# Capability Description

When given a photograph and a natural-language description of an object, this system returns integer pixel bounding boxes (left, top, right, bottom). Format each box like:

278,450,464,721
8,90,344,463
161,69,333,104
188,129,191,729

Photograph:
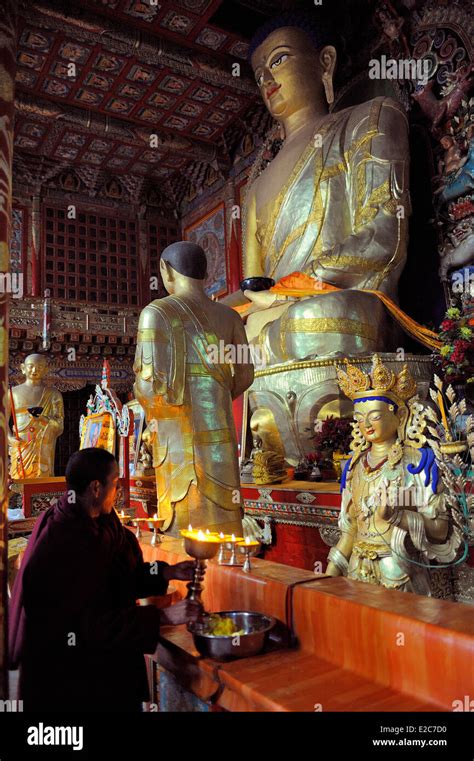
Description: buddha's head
353,397,408,446
336,356,417,450
21,353,49,384
249,12,337,122
160,241,207,295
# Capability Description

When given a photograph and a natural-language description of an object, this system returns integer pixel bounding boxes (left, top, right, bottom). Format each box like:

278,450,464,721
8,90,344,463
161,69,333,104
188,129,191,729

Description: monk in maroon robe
9,448,200,712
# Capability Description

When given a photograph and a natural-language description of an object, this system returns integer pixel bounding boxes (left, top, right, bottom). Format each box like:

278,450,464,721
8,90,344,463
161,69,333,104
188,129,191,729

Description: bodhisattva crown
336,354,418,404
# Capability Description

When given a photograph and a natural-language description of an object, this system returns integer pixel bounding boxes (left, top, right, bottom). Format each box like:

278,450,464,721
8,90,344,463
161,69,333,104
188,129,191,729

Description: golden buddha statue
8,354,64,479
325,355,462,595
227,12,425,362
134,242,254,536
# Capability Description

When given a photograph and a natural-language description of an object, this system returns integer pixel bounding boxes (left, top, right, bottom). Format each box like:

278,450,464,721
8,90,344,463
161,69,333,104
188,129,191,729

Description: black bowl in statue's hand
240,277,275,293
28,406,43,417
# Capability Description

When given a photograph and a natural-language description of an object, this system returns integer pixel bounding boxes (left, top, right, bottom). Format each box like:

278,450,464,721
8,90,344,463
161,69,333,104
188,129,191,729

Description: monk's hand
243,289,279,311
164,560,196,581
159,599,203,627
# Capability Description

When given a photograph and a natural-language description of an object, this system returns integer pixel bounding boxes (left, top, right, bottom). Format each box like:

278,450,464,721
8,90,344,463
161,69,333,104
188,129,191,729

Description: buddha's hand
243,289,279,312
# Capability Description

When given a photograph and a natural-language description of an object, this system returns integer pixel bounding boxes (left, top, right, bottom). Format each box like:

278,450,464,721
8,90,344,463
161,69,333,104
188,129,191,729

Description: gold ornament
387,438,404,466
336,354,417,405
322,72,334,105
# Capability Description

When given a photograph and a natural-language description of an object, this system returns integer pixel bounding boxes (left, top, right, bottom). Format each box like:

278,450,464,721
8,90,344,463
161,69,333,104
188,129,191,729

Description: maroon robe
9,493,169,712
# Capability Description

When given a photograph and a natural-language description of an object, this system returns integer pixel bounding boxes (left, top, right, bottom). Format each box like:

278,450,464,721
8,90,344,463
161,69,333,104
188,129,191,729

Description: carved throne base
248,353,433,465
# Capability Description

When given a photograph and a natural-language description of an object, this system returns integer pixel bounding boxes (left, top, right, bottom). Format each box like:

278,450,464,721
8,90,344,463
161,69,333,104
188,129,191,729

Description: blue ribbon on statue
353,396,399,411
340,457,352,492
407,447,439,493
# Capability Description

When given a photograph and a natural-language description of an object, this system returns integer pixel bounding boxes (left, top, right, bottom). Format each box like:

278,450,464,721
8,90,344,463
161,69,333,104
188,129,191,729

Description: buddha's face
353,399,406,445
251,27,335,121
21,355,48,384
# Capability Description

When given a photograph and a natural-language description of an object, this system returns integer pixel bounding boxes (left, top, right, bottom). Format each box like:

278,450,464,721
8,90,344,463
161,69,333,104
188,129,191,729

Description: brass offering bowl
188,611,276,661
147,515,166,545
182,530,221,560
181,529,222,602
132,517,147,539
237,538,261,572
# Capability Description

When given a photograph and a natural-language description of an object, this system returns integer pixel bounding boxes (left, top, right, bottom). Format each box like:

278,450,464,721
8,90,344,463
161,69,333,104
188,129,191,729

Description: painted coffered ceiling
13,0,285,205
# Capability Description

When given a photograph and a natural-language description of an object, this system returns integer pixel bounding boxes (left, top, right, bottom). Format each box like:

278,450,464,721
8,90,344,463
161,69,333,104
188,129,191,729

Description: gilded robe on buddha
248,96,412,361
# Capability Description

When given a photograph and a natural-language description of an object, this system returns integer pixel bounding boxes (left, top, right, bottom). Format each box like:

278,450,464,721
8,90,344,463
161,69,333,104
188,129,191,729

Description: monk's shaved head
66,448,117,495
161,241,207,281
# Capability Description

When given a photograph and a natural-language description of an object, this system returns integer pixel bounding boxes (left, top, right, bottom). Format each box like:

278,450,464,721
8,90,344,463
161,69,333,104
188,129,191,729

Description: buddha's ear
319,45,337,77
160,258,174,280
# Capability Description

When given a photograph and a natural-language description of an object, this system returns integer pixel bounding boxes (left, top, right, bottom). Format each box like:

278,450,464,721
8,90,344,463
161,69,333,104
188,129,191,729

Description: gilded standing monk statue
8,354,64,479
227,12,436,361
134,242,254,536
325,356,461,595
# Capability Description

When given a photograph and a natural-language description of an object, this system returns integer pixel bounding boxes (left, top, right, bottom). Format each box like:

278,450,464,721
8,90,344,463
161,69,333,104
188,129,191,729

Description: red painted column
0,0,17,700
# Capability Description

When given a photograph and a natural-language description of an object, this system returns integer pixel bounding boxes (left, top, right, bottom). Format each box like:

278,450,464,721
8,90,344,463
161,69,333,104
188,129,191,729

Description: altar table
139,534,474,713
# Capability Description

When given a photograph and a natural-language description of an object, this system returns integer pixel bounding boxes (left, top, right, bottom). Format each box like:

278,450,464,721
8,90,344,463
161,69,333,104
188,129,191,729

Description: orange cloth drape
235,272,441,351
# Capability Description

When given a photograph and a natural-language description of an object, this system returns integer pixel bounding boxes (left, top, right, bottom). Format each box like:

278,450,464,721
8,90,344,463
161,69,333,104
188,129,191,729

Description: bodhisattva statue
134,242,254,536
225,12,433,361
8,354,64,479
325,355,461,595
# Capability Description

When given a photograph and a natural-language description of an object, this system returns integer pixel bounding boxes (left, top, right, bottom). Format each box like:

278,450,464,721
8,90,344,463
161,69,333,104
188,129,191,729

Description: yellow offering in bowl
205,613,244,637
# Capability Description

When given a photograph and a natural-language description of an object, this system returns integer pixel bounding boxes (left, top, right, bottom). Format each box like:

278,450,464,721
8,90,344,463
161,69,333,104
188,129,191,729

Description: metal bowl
188,611,276,661
240,276,275,293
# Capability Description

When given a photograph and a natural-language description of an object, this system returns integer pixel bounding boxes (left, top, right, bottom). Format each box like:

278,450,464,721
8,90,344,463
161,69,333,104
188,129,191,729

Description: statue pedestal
10,476,65,517
242,480,341,571
248,353,433,464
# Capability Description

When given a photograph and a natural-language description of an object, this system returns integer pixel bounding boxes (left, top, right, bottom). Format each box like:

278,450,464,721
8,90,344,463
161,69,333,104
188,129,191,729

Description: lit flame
206,529,210,535
153,513,158,520
219,532,224,539
188,524,192,532
231,534,236,541
245,536,250,545
197,530,206,541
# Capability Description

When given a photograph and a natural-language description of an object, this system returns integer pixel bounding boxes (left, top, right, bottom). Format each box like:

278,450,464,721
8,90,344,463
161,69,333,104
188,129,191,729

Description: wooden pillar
31,194,41,296
0,0,17,699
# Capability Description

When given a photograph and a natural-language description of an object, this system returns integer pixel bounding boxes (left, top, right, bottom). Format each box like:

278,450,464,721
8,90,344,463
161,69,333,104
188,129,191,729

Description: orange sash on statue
235,272,441,351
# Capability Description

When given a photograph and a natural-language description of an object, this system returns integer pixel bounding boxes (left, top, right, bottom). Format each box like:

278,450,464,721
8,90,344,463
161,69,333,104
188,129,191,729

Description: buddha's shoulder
46,385,63,400
139,298,174,326
339,96,408,136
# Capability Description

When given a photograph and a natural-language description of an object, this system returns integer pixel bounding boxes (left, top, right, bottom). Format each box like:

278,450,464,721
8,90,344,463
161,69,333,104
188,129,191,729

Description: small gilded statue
325,355,461,595
136,442,153,476
8,354,64,479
